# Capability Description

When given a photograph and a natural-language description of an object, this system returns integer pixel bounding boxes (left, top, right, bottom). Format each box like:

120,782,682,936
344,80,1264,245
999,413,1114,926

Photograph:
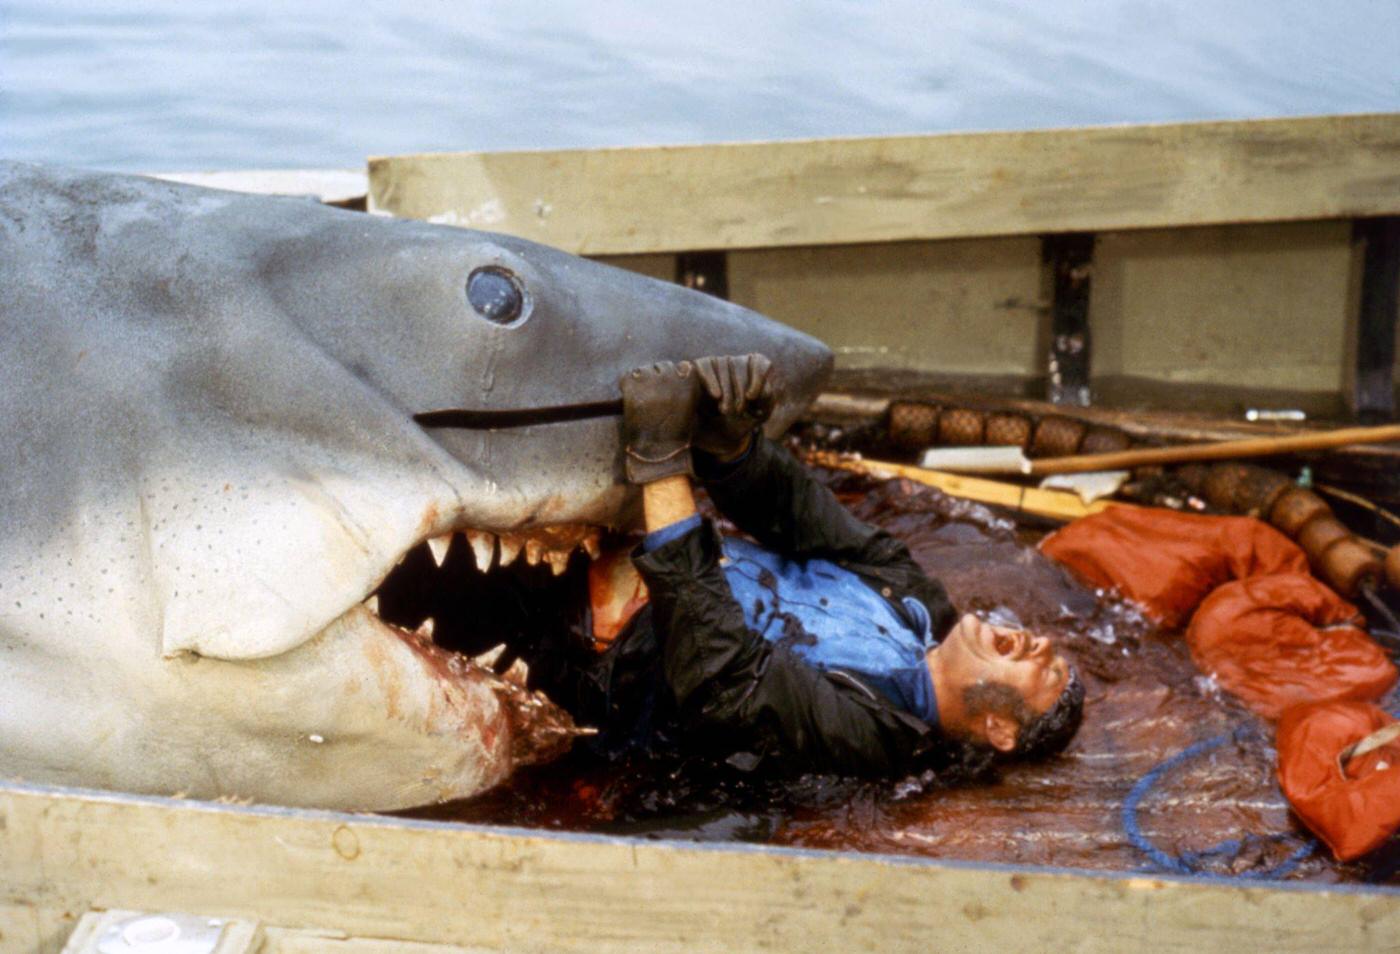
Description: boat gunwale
4,776,1396,897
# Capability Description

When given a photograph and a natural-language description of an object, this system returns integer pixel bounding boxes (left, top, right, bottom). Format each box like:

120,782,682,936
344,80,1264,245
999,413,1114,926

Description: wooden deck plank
2,782,1398,953
368,114,1400,255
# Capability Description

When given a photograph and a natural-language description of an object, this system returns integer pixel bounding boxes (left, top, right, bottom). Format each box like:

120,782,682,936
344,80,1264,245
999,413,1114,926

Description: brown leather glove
619,360,701,484
693,353,776,460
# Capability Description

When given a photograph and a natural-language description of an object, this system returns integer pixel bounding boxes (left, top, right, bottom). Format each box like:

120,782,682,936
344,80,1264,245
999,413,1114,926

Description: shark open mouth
363,523,612,677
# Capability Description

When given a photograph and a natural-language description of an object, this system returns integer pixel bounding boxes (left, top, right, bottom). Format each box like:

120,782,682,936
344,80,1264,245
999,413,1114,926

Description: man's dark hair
1012,669,1085,761
963,668,1085,762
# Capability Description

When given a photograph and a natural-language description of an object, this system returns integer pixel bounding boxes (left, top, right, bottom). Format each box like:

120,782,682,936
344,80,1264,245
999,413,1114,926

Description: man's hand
693,353,776,460
620,360,701,485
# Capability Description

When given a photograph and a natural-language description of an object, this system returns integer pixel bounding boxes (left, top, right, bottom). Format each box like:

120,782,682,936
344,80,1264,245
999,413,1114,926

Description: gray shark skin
0,162,831,810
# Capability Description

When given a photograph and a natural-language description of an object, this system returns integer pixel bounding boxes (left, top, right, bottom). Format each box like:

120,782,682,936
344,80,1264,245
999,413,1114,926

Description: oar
804,450,1125,522
1028,424,1400,476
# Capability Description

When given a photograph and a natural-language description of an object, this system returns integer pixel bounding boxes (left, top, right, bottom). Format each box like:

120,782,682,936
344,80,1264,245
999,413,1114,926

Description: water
2,0,1397,172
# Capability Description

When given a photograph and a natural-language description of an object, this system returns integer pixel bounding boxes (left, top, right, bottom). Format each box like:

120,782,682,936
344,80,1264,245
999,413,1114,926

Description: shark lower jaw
331,521,619,777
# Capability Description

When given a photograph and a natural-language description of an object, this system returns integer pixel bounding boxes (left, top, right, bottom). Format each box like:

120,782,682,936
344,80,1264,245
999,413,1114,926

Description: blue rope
1122,727,1315,880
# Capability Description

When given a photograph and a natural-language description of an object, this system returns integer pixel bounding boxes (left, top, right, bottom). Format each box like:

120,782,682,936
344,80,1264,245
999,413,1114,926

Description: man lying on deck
530,354,1084,778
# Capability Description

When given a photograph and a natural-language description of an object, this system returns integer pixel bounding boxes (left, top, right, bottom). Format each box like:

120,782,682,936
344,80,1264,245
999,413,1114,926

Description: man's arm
691,355,957,636
687,354,891,564
621,358,939,774
642,474,698,535
699,435,894,563
633,510,934,775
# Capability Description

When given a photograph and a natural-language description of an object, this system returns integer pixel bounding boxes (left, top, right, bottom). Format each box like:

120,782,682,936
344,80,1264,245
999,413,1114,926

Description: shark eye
466,267,527,325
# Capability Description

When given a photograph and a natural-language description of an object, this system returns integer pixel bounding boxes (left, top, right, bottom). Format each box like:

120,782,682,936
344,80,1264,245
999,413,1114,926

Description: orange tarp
1187,573,1394,720
1045,506,1400,858
1278,702,1400,861
1041,507,1307,628
1042,508,1395,720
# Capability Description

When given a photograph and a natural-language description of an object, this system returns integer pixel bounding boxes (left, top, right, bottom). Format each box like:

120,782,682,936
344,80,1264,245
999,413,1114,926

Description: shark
0,162,832,811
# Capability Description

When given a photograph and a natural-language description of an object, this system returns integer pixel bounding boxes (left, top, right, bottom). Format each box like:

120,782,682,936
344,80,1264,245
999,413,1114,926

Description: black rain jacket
535,437,960,776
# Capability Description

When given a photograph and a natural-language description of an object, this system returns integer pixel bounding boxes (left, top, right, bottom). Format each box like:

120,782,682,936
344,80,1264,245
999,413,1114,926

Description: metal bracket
1043,233,1096,407
62,911,262,954
1350,217,1400,422
676,251,730,300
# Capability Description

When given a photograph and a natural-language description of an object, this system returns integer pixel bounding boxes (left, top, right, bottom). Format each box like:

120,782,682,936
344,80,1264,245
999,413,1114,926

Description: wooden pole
805,450,1123,521
1028,424,1400,475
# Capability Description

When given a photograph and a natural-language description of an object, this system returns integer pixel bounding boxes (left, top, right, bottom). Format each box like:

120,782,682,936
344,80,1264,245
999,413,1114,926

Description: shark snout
622,276,833,433
750,329,834,434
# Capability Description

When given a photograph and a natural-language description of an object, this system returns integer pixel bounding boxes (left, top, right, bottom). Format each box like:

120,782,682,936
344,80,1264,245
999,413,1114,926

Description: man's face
938,613,1070,716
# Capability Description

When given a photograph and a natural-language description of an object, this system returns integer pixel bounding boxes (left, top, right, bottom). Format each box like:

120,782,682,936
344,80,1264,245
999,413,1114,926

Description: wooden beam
3,782,1398,953
369,114,1400,256
805,451,1122,521
1028,423,1400,476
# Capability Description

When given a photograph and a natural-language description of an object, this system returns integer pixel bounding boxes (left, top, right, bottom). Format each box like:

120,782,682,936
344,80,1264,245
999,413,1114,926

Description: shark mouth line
414,400,623,430
363,522,611,681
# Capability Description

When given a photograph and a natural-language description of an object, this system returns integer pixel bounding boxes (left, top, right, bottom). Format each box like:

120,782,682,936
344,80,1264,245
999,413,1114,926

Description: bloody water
405,468,1399,885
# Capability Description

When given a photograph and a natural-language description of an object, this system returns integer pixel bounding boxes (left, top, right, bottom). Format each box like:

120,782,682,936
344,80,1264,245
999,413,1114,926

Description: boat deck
412,465,1391,884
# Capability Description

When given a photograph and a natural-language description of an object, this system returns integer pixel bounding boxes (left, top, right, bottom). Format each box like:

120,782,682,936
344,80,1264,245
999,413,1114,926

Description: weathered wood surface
368,114,1400,255
2,782,1398,954
0,903,74,954
263,930,493,954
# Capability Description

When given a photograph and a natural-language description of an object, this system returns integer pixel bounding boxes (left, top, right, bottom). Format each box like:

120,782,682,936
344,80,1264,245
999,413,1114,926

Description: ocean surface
1,0,1397,171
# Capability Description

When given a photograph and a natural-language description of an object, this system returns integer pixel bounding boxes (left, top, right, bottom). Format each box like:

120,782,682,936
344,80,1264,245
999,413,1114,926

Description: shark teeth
497,534,523,567
581,530,601,560
427,534,452,567
465,530,495,572
374,524,609,616
503,657,529,686
458,525,603,573
473,643,507,669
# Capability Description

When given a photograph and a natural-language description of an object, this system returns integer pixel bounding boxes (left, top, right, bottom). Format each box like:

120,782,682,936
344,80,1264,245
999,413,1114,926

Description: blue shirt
643,516,940,727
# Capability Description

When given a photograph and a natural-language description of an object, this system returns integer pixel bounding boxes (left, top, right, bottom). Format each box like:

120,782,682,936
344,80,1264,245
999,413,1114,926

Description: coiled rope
1122,726,1316,880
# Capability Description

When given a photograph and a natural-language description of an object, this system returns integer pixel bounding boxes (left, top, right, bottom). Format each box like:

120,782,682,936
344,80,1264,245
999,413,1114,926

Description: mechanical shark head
0,162,831,810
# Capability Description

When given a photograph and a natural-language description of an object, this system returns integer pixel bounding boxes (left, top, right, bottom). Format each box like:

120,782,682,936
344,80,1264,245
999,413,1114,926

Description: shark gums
0,162,832,811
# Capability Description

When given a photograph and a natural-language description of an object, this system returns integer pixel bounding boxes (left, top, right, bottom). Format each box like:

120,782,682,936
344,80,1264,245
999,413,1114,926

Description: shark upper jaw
359,518,605,661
